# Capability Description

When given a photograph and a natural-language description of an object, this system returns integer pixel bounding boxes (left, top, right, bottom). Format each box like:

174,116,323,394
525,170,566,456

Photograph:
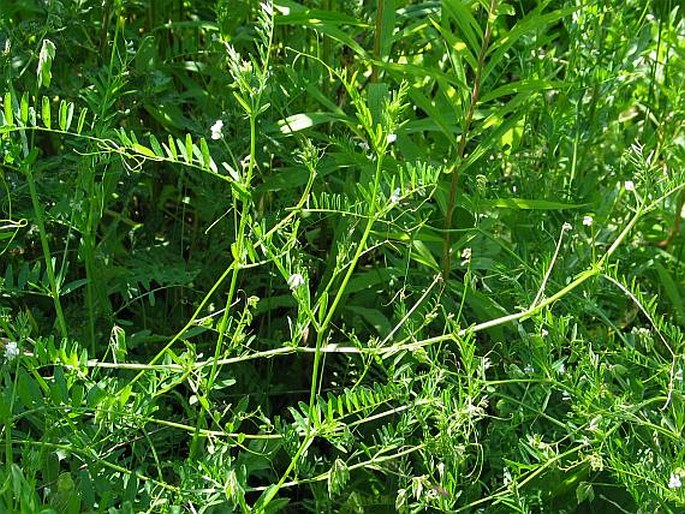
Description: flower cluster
210,120,224,140
3,340,19,361
669,469,684,489
287,273,305,291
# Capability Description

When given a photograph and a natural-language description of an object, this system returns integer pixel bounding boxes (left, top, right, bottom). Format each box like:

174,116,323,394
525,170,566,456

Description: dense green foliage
1,0,684,512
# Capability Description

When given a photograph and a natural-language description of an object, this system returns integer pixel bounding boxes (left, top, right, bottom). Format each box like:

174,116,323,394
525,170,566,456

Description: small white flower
460,247,472,266
541,328,549,337
588,416,601,432
624,180,635,192
583,215,593,227
287,273,305,291
210,120,224,140
386,133,397,144
389,188,401,205
503,468,512,486
524,363,534,374
668,473,682,489
3,340,19,361
562,222,573,232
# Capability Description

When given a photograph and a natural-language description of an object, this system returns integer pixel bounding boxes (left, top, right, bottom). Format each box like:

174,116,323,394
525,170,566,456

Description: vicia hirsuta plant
1,1,684,512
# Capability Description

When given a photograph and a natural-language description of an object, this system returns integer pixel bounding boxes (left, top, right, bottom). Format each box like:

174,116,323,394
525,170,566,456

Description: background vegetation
1,0,684,512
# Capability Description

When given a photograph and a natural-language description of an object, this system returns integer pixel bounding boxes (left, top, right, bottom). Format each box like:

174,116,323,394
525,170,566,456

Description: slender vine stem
308,145,387,419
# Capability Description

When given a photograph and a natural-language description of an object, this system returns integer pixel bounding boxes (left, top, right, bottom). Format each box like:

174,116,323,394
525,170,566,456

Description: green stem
208,114,258,389
23,163,68,339
308,148,386,421
257,142,388,514
371,0,385,83
442,0,498,278
254,435,315,512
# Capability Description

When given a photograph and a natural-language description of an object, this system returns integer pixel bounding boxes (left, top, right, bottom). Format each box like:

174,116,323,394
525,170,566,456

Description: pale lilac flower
210,120,224,140
668,473,682,489
287,273,305,291
386,133,397,144
624,180,635,192
3,341,19,361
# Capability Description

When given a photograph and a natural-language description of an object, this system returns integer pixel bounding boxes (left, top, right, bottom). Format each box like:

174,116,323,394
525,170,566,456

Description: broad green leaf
411,239,440,271
500,116,525,154
232,91,251,114
377,0,396,60
132,143,156,158
176,137,188,162
76,107,88,134
483,5,578,81
479,79,560,104
20,92,29,124
345,269,394,295
275,112,346,134
17,262,28,289
64,102,74,131
4,263,13,289
166,135,178,159
62,278,89,295
481,198,589,210
461,94,529,173
149,134,163,156
144,101,189,131
442,0,483,55
654,261,684,323
429,17,478,72
58,99,67,130
37,39,56,89
185,133,193,164
345,306,392,335
275,2,364,26
276,6,369,57
4,91,13,127
191,142,203,164
41,96,51,128
368,82,389,130
199,137,211,168
231,181,251,203
117,128,132,146
408,89,460,146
